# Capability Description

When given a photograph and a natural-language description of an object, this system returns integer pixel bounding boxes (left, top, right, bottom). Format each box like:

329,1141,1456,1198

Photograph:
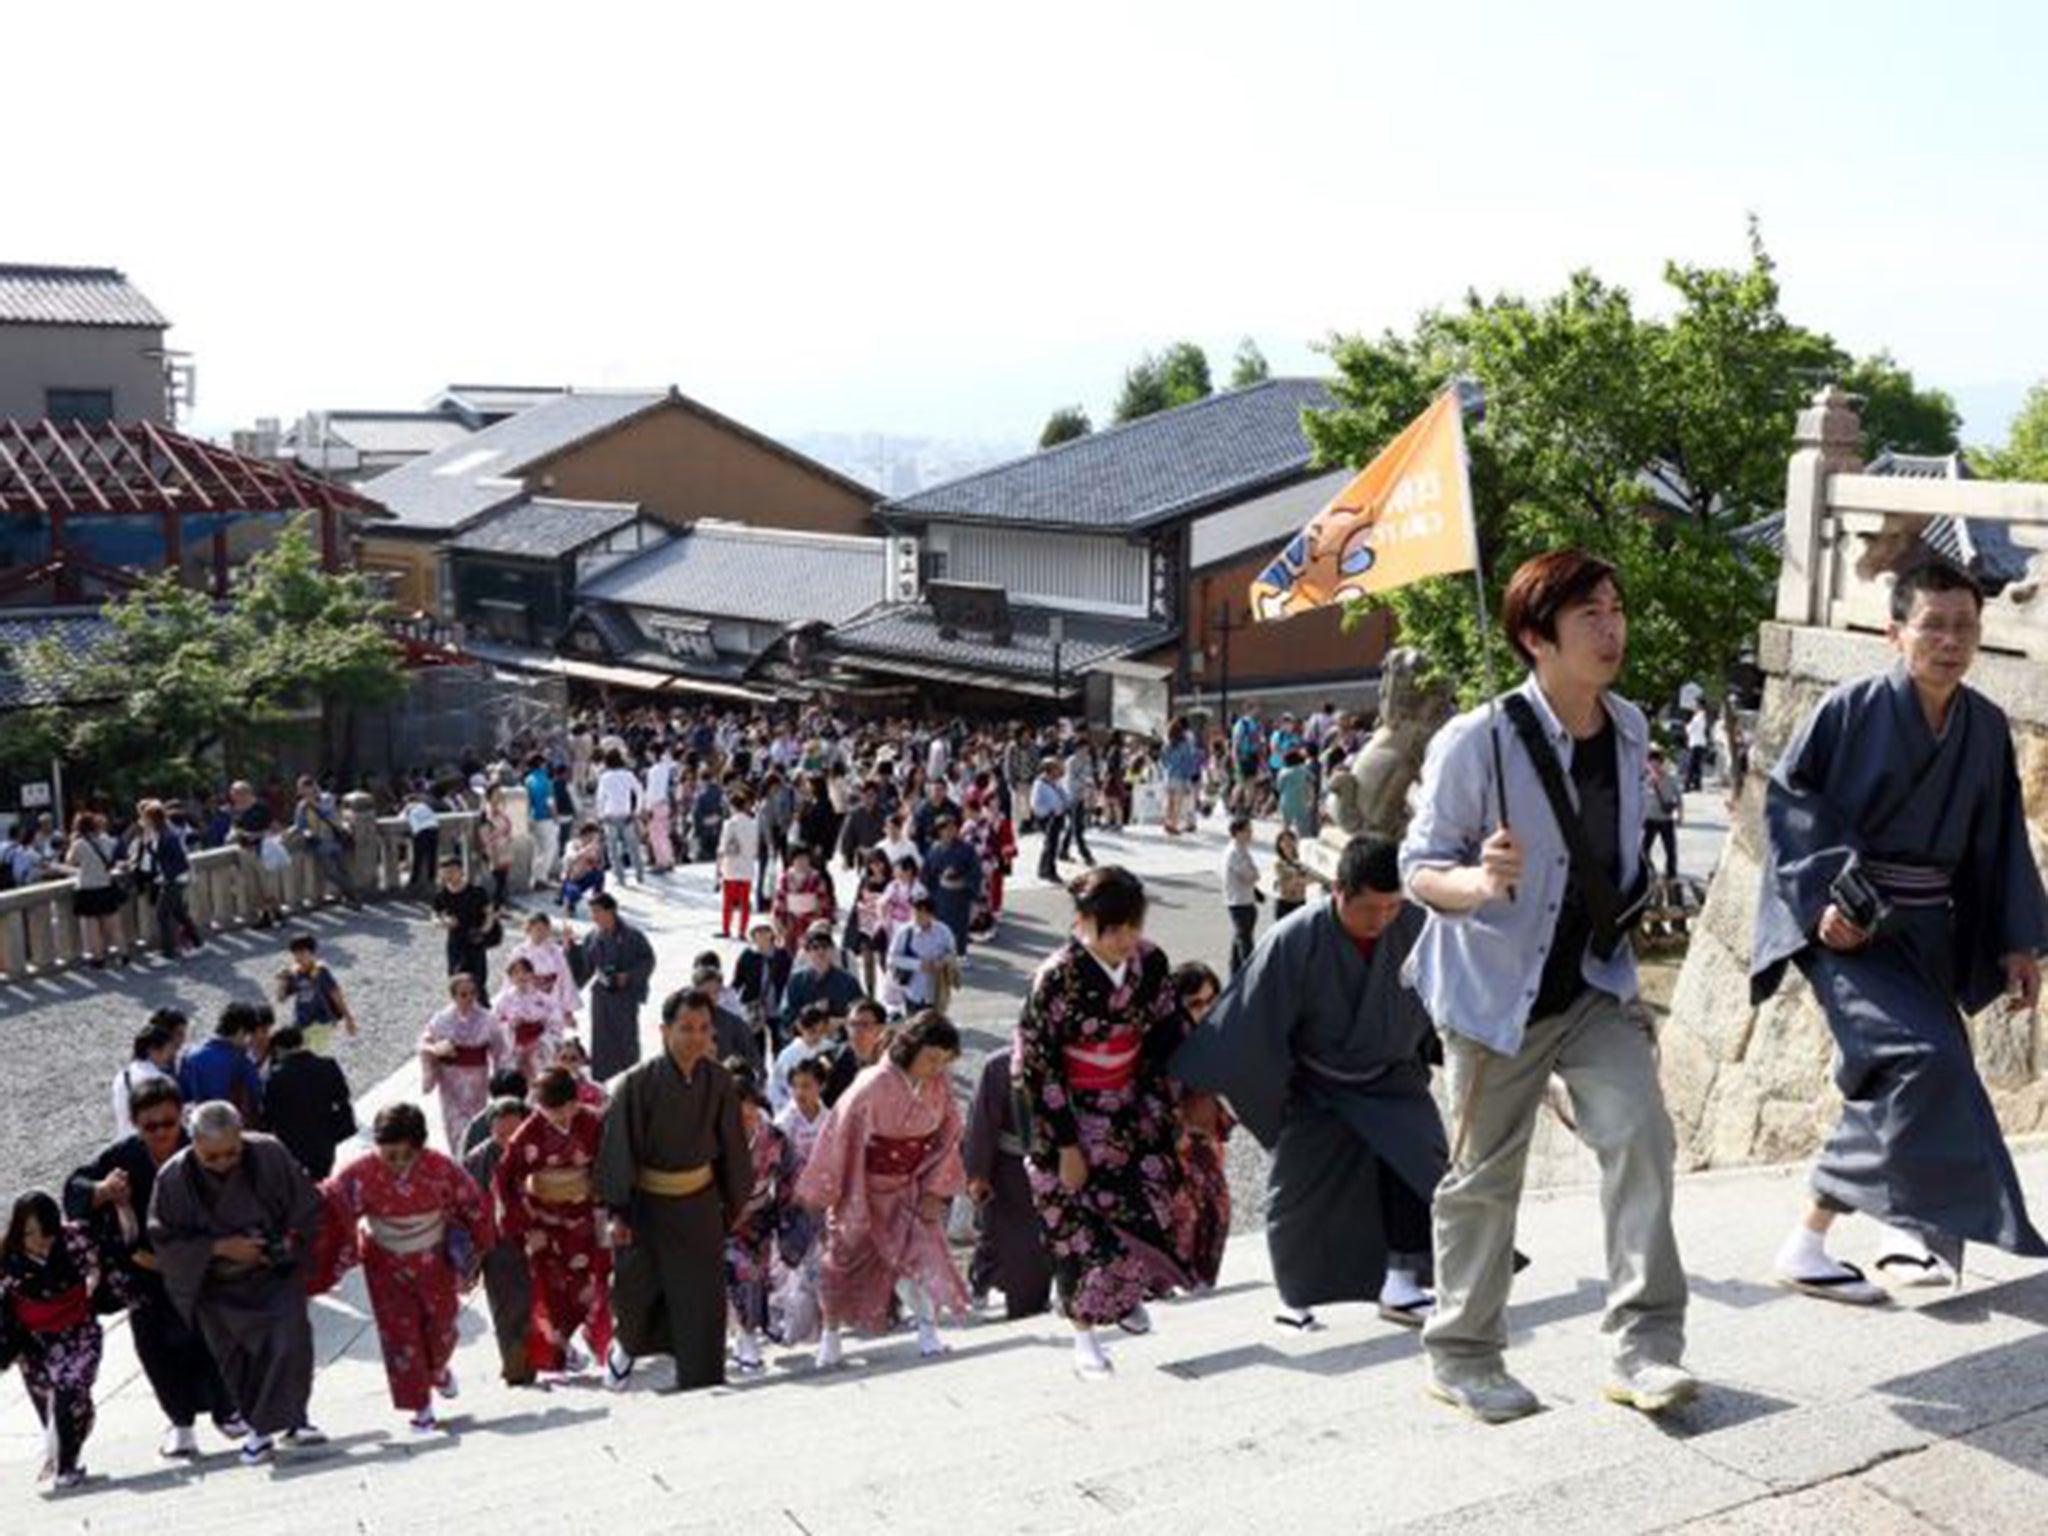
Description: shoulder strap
1499,694,1630,930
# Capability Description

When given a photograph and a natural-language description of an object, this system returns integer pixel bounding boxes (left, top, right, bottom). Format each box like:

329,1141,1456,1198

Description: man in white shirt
594,750,645,884
1030,760,1070,883
885,894,959,1015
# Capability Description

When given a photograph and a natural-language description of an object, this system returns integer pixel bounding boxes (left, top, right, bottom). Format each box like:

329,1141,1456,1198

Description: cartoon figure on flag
1252,389,1480,621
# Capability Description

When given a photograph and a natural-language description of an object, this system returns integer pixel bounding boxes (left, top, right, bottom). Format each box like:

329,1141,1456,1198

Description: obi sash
446,1044,491,1068
865,1132,935,1177
1862,858,1953,909
527,1167,593,1205
786,891,820,916
636,1164,712,1198
12,1283,89,1334
366,1212,447,1256
1064,1027,1140,1092
513,1019,548,1047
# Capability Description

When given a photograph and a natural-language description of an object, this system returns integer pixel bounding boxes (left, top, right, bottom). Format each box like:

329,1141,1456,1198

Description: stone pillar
1773,385,1863,626
344,793,382,897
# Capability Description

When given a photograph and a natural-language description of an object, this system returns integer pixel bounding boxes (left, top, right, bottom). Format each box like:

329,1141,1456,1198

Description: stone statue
1323,646,1455,848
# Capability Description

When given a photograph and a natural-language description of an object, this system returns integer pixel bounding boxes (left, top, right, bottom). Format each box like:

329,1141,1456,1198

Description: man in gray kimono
565,893,657,1083
147,1101,325,1465
1175,834,1445,1331
1755,560,2048,1301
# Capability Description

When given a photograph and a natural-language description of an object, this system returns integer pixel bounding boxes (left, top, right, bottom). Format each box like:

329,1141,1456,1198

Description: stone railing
0,799,536,984
1775,384,2048,655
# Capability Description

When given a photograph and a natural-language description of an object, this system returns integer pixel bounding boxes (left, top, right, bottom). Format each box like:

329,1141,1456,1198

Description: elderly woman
1015,865,1190,1379
796,1011,970,1370
323,1103,493,1434
1,1192,103,1490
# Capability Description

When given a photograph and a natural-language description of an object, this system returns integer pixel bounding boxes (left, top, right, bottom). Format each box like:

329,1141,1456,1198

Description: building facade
0,265,173,426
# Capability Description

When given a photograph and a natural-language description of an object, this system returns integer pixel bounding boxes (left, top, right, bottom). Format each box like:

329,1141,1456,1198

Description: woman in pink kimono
796,1012,970,1369
419,973,513,1151
492,956,569,1084
508,912,580,1023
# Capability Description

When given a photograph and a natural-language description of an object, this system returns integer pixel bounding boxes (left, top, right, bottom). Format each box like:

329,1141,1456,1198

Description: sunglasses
136,1115,181,1133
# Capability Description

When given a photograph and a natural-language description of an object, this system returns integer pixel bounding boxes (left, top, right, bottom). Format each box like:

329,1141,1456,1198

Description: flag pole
1451,381,1511,839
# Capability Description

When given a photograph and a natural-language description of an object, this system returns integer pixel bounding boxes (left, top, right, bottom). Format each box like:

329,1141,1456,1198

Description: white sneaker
159,1425,200,1460
434,1366,459,1401
814,1328,845,1370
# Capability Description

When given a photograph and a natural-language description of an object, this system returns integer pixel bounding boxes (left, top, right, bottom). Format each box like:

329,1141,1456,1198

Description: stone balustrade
0,802,515,984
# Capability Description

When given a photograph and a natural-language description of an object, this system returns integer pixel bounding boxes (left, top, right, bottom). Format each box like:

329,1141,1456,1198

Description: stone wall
1661,623,2048,1171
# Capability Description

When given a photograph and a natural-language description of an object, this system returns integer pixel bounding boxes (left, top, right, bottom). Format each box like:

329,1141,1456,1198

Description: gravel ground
0,895,469,1198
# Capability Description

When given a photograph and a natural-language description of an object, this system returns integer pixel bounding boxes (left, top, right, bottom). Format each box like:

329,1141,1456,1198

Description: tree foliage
1039,405,1092,448
17,521,405,801
1307,225,1845,708
1113,341,1214,423
1229,337,1271,389
1838,351,1961,460
1971,380,2048,481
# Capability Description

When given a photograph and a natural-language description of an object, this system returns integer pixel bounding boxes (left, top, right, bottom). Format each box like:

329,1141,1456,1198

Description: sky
9,0,2043,449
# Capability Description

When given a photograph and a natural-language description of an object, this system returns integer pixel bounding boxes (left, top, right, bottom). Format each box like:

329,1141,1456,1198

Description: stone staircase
11,1147,2048,1534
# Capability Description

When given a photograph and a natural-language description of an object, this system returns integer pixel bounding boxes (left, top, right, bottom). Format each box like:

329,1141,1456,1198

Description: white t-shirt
595,767,643,819
718,813,761,881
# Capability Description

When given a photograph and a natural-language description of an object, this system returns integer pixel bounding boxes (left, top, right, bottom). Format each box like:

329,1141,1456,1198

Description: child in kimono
493,957,569,1085
725,1081,799,1372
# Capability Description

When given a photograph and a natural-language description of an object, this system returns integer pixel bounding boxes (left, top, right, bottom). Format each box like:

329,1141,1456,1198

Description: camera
1828,862,1892,938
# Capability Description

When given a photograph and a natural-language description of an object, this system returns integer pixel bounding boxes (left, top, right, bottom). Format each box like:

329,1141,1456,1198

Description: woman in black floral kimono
1,1192,105,1490
1015,866,1190,1379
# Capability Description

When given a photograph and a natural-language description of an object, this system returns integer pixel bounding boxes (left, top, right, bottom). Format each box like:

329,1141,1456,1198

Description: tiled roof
883,378,1334,531
578,522,888,626
828,601,1175,683
357,391,666,532
430,384,570,420
447,497,644,559
312,413,476,457
0,611,121,709
0,264,168,328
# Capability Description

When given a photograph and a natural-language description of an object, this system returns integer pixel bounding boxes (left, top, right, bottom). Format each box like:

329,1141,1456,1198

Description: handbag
259,834,292,874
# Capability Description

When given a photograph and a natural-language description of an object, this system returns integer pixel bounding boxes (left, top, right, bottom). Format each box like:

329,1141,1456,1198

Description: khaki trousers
1424,989,1687,1378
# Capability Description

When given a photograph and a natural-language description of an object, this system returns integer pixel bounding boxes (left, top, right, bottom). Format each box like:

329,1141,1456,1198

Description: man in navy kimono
1174,834,1445,1332
1755,560,2048,1301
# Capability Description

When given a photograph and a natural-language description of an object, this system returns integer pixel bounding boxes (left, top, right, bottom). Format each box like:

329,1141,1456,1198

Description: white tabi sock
1072,1328,1111,1375
1379,1268,1430,1309
1872,1220,1933,1262
1775,1224,1836,1279
815,1326,844,1369
736,1329,763,1368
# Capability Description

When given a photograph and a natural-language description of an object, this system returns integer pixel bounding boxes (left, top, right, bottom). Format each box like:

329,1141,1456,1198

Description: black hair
789,1056,831,1088
287,932,319,954
131,1022,173,1060
4,1192,64,1266
797,1002,831,1032
128,1076,183,1122
692,949,722,973
372,1102,429,1148
1228,814,1252,836
1891,559,1984,622
589,891,619,913
849,998,887,1028
217,1001,265,1040
661,987,716,1026
1171,960,1222,1002
535,1066,578,1109
488,1068,529,1101
886,1010,962,1069
147,1006,188,1035
1334,834,1402,899
270,1024,307,1054
1070,865,1147,931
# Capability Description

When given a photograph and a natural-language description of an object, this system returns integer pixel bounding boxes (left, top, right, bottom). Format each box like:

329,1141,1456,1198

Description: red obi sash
865,1132,935,1177
1064,1027,1141,1092
513,1019,546,1047
447,1044,491,1068
12,1283,89,1335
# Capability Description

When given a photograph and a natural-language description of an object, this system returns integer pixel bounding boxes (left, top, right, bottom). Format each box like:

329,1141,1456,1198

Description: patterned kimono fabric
794,1061,970,1333
1016,939,1191,1326
492,983,568,1084
507,937,581,1022
769,1112,827,1343
420,1003,511,1152
1173,1108,1233,1289
0,1224,103,1478
774,866,835,957
496,1108,613,1371
324,1150,492,1412
725,1120,798,1336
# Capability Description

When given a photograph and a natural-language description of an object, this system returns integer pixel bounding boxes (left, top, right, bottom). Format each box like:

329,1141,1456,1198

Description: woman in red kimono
796,1012,970,1370
323,1102,493,1434
495,1068,612,1377
1,1193,103,1490
772,845,836,959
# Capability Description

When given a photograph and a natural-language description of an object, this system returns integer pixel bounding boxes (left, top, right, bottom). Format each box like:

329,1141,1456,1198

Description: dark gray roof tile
578,522,889,626
447,497,644,559
0,264,168,328
828,602,1174,681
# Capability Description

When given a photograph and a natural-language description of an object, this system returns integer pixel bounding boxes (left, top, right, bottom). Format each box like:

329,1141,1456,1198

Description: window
474,598,532,645
45,388,114,424
919,549,949,584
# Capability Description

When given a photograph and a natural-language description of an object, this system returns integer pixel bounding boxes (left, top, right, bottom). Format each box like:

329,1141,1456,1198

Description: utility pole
1214,599,1236,745
1049,614,1066,717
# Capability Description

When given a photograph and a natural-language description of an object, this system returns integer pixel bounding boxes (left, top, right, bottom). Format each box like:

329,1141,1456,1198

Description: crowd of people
4,547,2039,1499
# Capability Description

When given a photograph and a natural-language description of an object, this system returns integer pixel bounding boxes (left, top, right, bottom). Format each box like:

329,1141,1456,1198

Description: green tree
1112,355,1173,423
1158,341,1213,407
1971,381,2048,480
1229,337,1271,389
1307,227,1811,707
1839,351,1961,460
1039,405,1092,448
22,521,404,800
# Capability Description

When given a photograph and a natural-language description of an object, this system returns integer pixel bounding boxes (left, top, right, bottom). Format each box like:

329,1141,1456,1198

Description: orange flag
1250,388,1478,621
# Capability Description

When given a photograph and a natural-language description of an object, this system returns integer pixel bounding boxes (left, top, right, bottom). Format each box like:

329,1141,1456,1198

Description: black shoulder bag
1500,695,1650,962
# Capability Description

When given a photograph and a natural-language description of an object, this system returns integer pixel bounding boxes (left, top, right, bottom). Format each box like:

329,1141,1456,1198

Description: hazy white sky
10,0,2042,446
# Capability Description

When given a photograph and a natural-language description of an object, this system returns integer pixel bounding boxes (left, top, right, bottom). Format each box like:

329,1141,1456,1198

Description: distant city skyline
8,2,2043,457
